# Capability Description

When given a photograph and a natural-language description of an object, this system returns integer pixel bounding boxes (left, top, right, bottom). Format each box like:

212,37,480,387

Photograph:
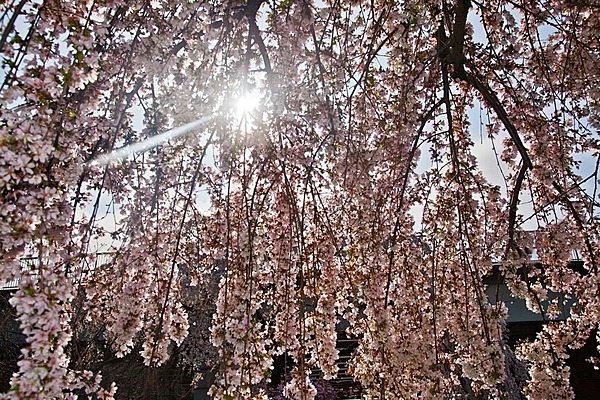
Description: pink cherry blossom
1,0,599,399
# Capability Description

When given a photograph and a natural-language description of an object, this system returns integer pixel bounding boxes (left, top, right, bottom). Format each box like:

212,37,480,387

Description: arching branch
438,0,533,251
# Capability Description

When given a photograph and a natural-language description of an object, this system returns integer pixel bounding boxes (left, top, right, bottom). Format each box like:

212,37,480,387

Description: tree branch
458,68,532,169
438,0,534,252
248,17,272,75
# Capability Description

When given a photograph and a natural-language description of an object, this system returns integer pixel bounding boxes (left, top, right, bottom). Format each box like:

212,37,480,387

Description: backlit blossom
1,1,599,399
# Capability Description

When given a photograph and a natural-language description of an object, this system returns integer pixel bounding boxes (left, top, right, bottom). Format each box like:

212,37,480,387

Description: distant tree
1,0,599,399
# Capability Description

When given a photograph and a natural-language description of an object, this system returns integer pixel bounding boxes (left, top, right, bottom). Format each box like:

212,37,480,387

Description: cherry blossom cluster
1,0,599,399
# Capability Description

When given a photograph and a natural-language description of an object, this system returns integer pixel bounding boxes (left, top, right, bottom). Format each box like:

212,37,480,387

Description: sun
234,90,260,121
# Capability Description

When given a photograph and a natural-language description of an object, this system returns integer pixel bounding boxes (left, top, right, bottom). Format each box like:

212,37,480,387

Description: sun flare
234,91,260,119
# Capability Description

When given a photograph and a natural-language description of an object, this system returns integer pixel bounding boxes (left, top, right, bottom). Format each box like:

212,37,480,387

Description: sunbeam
90,115,215,167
